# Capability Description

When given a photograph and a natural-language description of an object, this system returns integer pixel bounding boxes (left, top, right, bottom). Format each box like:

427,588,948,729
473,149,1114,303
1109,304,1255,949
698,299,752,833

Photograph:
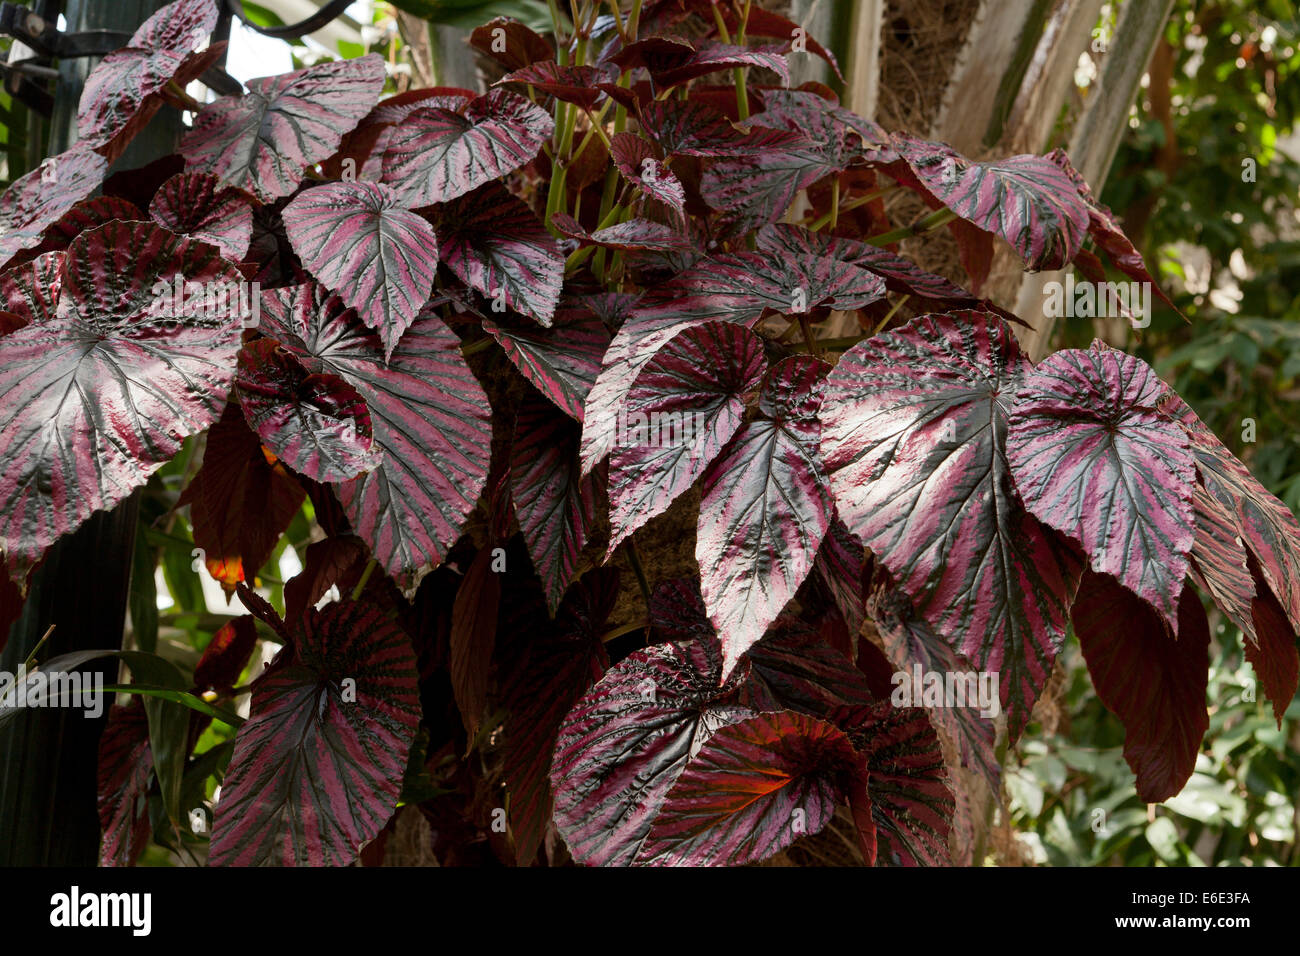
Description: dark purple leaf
432,182,564,327
638,98,807,158
717,6,843,78
97,700,153,867
610,37,789,89
550,212,691,251
550,634,752,865
282,181,439,358
236,337,377,483
468,17,553,71
813,514,868,638
149,171,254,262
193,614,259,694
608,321,765,555
209,600,421,866
0,221,244,579
449,546,500,737
610,132,686,212
0,146,108,269
636,710,860,866
380,89,553,207
821,312,1083,737
283,535,368,622
738,617,874,717
77,0,222,161
481,306,610,421
258,282,491,586
498,61,616,109
16,196,145,266
698,356,834,678
182,54,387,201
1072,570,1210,803
1006,341,1196,632
511,392,602,614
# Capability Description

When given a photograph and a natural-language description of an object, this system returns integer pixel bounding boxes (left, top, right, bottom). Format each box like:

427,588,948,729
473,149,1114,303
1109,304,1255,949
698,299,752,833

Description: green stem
625,541,653,618
865,208,957,246
351,558,377,602
872,294,910,335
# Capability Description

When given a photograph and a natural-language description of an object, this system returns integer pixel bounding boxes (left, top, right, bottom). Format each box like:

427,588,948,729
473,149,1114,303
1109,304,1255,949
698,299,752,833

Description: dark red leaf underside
468,17,553,72
97,700,153,867
498,61,616,109
610,132,686,212
638,99,806,158
1071,570,1210,803
610,38,790,90
209,601,421,866
194,614,259,694
449,546,500,737
550,212,691,251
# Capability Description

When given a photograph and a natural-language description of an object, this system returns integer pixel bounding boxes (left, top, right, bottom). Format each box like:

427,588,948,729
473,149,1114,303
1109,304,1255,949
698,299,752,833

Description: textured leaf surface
698,356,833,678
551,213,690,251
258,283,491,584
481,308,609,421
550,635,751,865
1006,343,1196,631
638,99,805,158
1072,570,1210,803
609,321,766,555
0,146,108,268
498,61,615,109
610,38,789,89
0,221,243,576
283,181,438,358
433,183,563,327
0,250,63,327
381,89,553,207
610,133,686,211
822,312,1082,736
236,337,377,483
97,700,153,867
182,54,386,200
636,711,859,866
149,171,254,262
209,601,420,866
511,392,601,614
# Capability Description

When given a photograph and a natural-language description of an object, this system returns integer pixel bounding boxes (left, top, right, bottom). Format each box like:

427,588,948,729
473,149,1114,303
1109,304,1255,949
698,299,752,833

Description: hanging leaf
511,392,602,614
149,171,254,262
698,356,834,678
0,220,244,579
468,17,553,72
637,99,806,158
1006,342,1196,632
236,338,377,484
0,146,108,269
636,710,861,866
257,283,491,586
283,181,439,358
78,0,223,162
550,634,752,865
1071,570,1210,804
481,306,610,421
181,54,387,201
821,312,1083,737
283,535,369,621
610,133,686,212
609,322,765,556
97,700,154,867
380,89,553,207
449,546,501,737
433,182,564,327
209,600,421,866
550,213,691,252
193,615,259,695
180,402,306,594
497,61,617,109
609,37,790,90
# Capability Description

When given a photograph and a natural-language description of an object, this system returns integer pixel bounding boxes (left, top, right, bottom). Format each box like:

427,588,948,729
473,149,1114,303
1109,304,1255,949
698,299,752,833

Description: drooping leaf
579,251,883,472
821,312,1083,737
498,61,616,109
511,392,602,614
258,283,491,585
209,600,421,866
468,16,553,71
283,535,369,621
236,338,377,483
77,0,223,162
0,146,108,269
481,306,610,421
180,402,306,593
282,181,438,358
813,514,868,639
889,133,1090,271
636,710,860,866
1071,570,1210,804
0,221,244,578
712,5,843,78
840,701,954,866
609,132,686,212
697,356,834,678
449,546,501,737
193,615,259,694
550,634,752,865
500,567,614,865
1006,341,1196,632
97,700,154,867
432,182,564,327
149,171,254,262
181,54,387,200
380,89,553,207
610,37,790,90
550,213,691,252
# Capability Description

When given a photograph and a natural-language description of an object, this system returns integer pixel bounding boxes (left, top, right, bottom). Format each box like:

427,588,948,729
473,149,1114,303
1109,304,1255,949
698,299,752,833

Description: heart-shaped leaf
0,220,245,578
636,710,860,866
149,171,254,262
257,283,490,585
283,181,439,358
209,599,421,866
822,312,1083,737
609,321,765,556
236,337,377,483
0,146,108,269
468,16,553,71
380,89,553,207
1071,570,1210,803
432,182,563,326
182,54,387,201
481,305,610,421
698,356,834,678
1006,342,1196,632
